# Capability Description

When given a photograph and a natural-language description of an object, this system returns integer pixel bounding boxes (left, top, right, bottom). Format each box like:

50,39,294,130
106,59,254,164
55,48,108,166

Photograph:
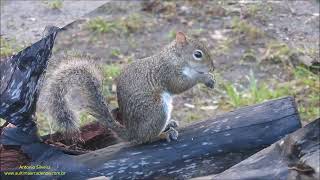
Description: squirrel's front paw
164,127,179,142
204,74,215,89
204,79,215,89
199,73,215,89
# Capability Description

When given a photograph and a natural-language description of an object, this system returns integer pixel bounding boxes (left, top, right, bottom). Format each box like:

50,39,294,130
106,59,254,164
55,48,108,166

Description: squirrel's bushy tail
45,58,128,140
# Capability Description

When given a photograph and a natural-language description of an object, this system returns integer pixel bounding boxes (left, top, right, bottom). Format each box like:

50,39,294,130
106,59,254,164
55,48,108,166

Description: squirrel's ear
176,31,187,46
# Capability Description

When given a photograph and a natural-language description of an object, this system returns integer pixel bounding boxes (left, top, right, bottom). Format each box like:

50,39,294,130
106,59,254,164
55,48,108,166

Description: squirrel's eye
193,50,203,61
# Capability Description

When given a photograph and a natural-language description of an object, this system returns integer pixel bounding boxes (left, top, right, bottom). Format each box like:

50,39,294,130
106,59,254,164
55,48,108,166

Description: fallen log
0,97,301,180
194,118,319,180
58,96,301,180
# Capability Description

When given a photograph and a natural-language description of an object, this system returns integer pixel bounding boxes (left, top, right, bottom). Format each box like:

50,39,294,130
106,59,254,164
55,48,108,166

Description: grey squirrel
46,32,215,144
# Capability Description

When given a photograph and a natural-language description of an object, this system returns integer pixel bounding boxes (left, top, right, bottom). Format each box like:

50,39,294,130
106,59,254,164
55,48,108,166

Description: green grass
120,13,144,34
185,111,202,123
103,64,121,81
215,38,235,55
0,37,15,57
221,71,290,108
296,47,319,63
190,28,204,37
102,64,121,97
293,66,319,121
87,17,119,33
294,66,318,88
246,4,260,17
44,0,63,9
79,112,95,125
220,67,319,122
110,49,121,58
87,14,144,34
168,30,176,40
262,41,292,63
36,112,52,135
231,17,264,42
222,82,242,107
0,37,24,58
241,49,257,62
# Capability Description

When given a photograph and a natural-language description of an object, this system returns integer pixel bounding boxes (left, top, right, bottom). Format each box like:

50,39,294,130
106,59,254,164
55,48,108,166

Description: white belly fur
161,91,173,130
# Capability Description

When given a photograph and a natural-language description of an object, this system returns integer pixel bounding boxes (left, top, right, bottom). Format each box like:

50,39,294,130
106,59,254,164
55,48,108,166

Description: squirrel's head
174,32,214,73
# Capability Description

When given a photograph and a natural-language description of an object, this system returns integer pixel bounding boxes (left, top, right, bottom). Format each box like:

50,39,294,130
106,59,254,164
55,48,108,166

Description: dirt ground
0,0,106,45
1,0,319,135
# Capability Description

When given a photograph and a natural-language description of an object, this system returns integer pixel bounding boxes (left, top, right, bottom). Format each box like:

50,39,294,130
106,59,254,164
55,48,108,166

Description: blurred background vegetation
0,0,319,135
